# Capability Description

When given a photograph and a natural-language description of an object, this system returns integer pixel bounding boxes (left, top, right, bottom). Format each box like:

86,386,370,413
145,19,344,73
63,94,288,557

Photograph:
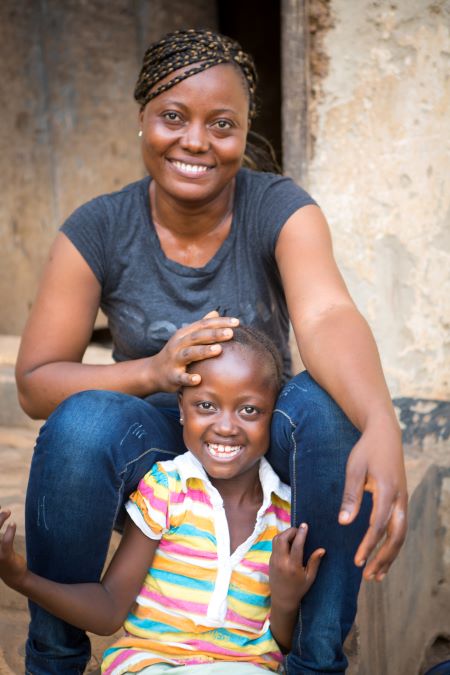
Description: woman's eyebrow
159,100,238,115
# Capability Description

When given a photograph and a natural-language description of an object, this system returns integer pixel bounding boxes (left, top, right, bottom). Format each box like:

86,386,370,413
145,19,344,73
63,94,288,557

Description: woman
16,30,407,675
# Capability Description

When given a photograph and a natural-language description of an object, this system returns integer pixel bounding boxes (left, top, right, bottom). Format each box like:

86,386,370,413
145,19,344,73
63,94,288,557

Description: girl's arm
0,510,157,635
275,205,408,582
269,525,324,652
16,233,239,419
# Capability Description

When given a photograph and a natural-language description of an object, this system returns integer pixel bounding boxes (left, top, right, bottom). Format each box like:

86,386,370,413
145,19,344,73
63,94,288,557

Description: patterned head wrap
134,29,258,118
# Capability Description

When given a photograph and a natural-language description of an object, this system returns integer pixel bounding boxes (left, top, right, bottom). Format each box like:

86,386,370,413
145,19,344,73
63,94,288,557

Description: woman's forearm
16,357,161,420
296,304,398,433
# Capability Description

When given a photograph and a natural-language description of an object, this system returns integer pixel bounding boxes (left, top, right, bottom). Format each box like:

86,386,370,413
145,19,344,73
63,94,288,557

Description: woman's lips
168,159,212,177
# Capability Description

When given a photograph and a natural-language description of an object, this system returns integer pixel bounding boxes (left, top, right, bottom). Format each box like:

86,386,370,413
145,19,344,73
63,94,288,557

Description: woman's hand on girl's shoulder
151,311,240,392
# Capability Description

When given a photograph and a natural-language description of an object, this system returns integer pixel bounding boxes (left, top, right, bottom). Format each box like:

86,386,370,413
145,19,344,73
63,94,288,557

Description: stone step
0,335,113,429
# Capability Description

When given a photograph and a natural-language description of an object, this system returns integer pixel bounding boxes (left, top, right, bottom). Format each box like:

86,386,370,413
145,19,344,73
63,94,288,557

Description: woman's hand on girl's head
338,419,408,582
151,311,239,392
0,509,27,591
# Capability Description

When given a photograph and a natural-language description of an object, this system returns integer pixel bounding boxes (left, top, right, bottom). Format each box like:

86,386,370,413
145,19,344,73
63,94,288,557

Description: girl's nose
180,122,209,153
213,412,238,436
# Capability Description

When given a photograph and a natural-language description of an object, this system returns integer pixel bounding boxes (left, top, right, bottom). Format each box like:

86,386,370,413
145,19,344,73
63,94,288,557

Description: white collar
172,451,291,505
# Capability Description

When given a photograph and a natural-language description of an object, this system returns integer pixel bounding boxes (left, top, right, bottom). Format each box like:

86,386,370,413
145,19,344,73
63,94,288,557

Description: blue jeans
25,372,370,674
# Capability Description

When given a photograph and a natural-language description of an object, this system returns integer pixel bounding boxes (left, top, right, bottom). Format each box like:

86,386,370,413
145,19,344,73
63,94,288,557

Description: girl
2,328,324,674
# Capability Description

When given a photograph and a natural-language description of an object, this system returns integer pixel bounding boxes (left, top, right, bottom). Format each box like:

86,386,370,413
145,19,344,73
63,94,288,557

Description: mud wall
0,0,216,333
302,0,449,399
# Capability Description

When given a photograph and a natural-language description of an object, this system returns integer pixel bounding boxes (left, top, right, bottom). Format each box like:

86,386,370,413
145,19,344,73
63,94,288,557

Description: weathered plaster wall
307,0,450,399
0,0,217,334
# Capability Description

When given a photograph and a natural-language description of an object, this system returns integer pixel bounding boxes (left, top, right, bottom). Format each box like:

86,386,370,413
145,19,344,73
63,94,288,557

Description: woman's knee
34,390,143,472
276,371,358,436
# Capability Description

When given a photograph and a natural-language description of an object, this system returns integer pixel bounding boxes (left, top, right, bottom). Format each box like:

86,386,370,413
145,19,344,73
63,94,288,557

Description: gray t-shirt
61,168,316,405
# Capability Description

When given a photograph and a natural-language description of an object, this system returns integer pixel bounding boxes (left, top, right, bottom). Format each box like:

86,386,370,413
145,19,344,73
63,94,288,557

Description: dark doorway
218,1,282,169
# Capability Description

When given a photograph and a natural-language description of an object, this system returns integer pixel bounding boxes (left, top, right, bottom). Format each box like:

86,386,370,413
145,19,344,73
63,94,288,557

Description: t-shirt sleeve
125,463,170,540
255,173,318,259
60,196,109,286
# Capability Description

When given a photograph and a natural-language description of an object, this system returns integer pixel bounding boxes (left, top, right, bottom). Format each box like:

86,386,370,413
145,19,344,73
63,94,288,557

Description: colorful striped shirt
102,452,291,674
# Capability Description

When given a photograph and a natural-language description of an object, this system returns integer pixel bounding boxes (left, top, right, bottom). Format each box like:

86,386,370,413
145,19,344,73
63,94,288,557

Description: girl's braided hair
185,324,283,395
226,325,283,393
134,29,281,174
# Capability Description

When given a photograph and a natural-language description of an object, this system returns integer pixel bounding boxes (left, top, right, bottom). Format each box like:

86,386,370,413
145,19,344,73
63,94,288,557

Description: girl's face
179,345,277,484
139,64,250,205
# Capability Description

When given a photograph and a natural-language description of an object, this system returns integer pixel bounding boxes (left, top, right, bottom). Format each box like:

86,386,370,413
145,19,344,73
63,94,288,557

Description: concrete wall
0,0,217,334
303,0,450,400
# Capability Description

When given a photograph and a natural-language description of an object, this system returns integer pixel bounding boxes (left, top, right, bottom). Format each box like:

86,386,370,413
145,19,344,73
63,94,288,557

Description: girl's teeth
207,443,242,457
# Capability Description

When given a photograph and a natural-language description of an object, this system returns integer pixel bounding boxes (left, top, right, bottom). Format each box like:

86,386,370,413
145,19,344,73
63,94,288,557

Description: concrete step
0,335,113,429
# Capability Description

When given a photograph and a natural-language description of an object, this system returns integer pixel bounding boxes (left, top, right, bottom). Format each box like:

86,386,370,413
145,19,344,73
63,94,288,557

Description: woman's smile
139,63,249,205
168,158,212,178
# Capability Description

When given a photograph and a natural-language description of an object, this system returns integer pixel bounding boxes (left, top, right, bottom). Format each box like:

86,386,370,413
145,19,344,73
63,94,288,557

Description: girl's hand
151,311,239,392
0,509,27,590
338,420,408,581
269,524,325,611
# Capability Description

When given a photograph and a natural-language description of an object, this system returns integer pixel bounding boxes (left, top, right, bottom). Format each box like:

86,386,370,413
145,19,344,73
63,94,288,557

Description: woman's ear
178,392,184,425
138,107,145,134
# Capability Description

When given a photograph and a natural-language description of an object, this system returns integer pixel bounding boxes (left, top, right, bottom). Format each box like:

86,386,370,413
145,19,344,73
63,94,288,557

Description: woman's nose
180,122,209,153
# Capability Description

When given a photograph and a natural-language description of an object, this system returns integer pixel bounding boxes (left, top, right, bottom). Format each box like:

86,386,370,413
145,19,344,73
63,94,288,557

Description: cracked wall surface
0,0,217,334
307,0,450,399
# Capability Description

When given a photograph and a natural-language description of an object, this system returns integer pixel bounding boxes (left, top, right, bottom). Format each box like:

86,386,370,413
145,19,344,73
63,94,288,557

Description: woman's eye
163,112,181,122
213,119,232,130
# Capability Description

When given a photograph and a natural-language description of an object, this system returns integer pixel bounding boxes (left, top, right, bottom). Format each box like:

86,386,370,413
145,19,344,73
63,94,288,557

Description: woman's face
139,64,250,205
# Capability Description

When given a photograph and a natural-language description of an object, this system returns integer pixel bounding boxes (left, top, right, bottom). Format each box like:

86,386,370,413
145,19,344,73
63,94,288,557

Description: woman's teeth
172,161,208,174
206,443,242,458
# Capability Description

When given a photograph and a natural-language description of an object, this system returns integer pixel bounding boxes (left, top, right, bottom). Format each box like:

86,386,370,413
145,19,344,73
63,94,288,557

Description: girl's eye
197,401,215,411
241,406,259,416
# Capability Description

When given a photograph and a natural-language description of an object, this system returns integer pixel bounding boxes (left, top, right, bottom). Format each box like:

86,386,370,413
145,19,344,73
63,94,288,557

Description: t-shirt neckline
140,173,242,278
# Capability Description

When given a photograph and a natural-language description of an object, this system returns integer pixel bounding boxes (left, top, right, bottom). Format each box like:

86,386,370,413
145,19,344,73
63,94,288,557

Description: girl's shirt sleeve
125,463,171,540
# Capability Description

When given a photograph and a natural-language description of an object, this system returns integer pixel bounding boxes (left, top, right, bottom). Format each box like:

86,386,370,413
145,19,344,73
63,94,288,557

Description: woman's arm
16,233,239,419
275,205,408,582
0,511,157,634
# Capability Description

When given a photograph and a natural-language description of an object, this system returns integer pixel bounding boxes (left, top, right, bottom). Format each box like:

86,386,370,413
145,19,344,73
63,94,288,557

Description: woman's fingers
362,496,408,580
353,482,404,569
338,452,367,525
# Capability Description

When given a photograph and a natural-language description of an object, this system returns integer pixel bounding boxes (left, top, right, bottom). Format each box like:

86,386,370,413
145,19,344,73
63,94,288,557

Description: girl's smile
179,344,278,486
